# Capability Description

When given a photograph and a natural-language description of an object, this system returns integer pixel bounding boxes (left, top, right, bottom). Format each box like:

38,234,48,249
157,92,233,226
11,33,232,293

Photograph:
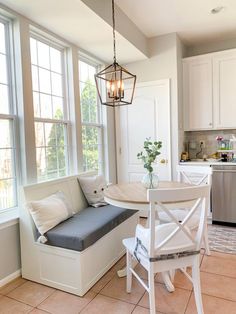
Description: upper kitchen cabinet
213,50,236,129
183,57,213,131
183,48,236,131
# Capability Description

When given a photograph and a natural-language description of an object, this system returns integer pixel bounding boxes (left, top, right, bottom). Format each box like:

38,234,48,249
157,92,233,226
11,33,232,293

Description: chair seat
133,222,195,256
158,209,199,229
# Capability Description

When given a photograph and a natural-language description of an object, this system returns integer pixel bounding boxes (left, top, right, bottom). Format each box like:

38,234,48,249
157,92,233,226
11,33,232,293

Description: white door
183,57,213,130
116,80,171,183
213,50,236,129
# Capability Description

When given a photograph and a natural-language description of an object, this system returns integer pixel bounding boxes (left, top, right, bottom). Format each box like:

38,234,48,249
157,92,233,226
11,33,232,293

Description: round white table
104,181,190,293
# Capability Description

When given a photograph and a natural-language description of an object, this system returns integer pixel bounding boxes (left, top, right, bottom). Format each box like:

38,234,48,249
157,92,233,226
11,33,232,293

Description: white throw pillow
28,191,73,236
78,175,108,207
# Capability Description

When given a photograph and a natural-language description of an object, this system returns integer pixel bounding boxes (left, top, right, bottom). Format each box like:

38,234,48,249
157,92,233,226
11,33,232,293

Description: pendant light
94,0,136,107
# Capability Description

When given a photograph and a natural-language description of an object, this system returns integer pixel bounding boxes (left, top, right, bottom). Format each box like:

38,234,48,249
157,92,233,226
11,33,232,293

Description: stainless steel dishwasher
212,165,236,226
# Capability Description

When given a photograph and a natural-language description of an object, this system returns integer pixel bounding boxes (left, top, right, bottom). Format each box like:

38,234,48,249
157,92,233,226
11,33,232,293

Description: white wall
123,33,181,179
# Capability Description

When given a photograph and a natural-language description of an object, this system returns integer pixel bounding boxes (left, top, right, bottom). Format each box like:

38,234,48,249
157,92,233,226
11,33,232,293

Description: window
0,20,17,211
30,36,69,181
79,59,103,172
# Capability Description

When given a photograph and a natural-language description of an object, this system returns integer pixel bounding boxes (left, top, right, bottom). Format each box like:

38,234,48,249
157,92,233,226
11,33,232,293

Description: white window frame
78,55,104,173
0,15,20,214
30,32,71,181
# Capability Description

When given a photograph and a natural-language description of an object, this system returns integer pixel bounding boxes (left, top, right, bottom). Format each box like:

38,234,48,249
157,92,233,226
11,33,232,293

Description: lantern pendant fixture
94,0,136,107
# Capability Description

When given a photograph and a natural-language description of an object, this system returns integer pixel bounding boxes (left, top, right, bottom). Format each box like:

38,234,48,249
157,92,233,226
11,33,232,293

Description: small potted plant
137,138,162,188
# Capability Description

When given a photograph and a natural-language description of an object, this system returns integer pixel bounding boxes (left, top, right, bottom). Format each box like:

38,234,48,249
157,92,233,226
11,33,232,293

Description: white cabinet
213,50,236,129
183,48,236,130
183,57,213,130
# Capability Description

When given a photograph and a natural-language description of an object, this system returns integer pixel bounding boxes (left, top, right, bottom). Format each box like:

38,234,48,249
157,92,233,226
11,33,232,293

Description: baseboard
0,269,21,288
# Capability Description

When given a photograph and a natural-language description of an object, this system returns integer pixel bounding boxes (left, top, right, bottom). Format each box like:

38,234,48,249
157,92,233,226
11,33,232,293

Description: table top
104,181,189,204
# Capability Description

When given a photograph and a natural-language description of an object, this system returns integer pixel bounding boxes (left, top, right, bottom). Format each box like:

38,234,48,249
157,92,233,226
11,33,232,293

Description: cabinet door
183,58,213,130
213,50,236,128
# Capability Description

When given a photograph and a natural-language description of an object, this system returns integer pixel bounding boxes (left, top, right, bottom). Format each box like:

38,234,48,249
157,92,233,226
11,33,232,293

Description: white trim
0,269,21,287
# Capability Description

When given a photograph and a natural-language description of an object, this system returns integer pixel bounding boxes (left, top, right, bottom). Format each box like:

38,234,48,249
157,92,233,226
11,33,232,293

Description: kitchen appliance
212,165,236,226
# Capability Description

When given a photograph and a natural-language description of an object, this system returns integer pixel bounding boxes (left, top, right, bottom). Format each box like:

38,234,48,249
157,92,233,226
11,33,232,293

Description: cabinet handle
209,122,212,126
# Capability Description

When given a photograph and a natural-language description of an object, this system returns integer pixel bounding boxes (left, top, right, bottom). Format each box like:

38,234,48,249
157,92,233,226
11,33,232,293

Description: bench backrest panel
23,175,89,213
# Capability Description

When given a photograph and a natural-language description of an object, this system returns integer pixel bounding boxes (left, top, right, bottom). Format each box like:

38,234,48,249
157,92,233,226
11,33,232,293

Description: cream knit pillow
28,191,73,237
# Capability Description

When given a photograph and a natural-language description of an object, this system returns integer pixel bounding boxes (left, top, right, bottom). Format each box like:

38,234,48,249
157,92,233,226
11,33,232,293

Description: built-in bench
20,174,139,296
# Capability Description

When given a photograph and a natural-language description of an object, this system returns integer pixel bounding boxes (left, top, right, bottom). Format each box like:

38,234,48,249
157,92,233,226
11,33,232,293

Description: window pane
40,93,53,119
39,68,51,94
50,47,62,73
30,37,37,65
0,179,16,210
82,125,100,171
35,122,45,147
0,84,9,114
80,81,97,123
0,22,6,54
33,91,40,117
45,123,56,146
52,96,63,119
37,41,50,69
31,65,39,91
36,147,46,179
51,72,62,96
0,148,14,179
0,54,8,84
0,119,12,148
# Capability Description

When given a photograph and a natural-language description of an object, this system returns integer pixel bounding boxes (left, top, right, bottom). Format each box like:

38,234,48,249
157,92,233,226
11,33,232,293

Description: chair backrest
147,185,210,258
176,165,212,186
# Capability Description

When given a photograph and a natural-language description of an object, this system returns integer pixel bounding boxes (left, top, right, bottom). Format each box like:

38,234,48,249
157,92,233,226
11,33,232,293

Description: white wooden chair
159,165,212,255
123,185,210,314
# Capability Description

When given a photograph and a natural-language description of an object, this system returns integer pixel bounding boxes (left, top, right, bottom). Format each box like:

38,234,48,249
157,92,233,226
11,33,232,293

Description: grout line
200,269,236,280
184,291,193,314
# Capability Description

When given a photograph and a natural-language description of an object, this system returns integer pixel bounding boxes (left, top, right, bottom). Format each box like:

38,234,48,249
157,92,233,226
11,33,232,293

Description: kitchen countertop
179,161,236,166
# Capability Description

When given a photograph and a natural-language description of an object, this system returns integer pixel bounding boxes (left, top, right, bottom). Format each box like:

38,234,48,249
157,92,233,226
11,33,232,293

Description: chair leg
148,264,156,314
192,256,204,314
203,226,211,256
169,269,176,283
126,249,132,293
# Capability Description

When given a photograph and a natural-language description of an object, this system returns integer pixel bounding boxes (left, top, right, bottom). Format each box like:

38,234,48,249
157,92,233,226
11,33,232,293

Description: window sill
0,208,19,230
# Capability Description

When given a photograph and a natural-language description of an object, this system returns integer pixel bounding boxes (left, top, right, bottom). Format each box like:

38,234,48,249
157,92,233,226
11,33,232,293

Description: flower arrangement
137,138,162,188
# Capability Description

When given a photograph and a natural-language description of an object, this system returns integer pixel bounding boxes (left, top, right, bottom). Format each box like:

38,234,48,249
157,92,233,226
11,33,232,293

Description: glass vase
141,172,159,189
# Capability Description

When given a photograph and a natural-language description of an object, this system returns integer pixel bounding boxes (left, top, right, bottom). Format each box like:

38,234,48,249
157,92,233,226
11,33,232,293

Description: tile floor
1,250,236,313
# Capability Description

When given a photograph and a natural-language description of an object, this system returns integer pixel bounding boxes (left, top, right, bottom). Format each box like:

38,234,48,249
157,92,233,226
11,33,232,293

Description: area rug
208,224,236,254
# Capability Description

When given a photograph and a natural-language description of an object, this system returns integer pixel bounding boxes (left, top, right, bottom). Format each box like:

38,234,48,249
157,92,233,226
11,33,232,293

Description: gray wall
123,33,181,179
186,36,236,57
0,223,21,280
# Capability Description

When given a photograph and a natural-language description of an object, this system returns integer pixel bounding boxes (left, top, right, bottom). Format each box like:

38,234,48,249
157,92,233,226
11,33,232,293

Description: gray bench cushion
44,205,137,251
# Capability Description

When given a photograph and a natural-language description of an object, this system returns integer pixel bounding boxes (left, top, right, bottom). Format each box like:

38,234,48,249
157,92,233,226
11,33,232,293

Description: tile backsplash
184,130,236,159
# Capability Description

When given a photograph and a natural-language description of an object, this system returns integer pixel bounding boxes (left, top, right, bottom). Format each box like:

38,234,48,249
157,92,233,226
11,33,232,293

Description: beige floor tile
201,254,236,278
138,282,191,314
132,305,163,314
0,277,27,295
210,251,236,260
80,294,135,314
155,268,193,291
38,290,96,314
186,293,236,314
100,275,145,304
200,271,236,301
30,309,49,314
112,255,126,272
0,295,32,314
91,269,116,293
7,281,55,307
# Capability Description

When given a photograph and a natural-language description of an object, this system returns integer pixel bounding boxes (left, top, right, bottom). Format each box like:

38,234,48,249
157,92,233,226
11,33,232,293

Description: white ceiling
0,0,146,64
116,0,236,45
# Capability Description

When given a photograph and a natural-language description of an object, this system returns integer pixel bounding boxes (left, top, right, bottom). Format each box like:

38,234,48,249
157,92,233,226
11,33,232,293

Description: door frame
115,79,172,183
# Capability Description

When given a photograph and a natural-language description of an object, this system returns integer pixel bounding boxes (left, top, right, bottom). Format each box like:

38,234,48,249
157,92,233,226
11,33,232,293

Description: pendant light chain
112,0,116,64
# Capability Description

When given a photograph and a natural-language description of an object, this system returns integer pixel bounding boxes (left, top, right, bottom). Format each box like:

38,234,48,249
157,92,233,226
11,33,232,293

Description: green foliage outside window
81,79,99,171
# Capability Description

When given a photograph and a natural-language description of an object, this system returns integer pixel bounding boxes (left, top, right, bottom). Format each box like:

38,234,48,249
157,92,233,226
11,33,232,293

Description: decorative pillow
78,175,108,207
28,191,73,237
